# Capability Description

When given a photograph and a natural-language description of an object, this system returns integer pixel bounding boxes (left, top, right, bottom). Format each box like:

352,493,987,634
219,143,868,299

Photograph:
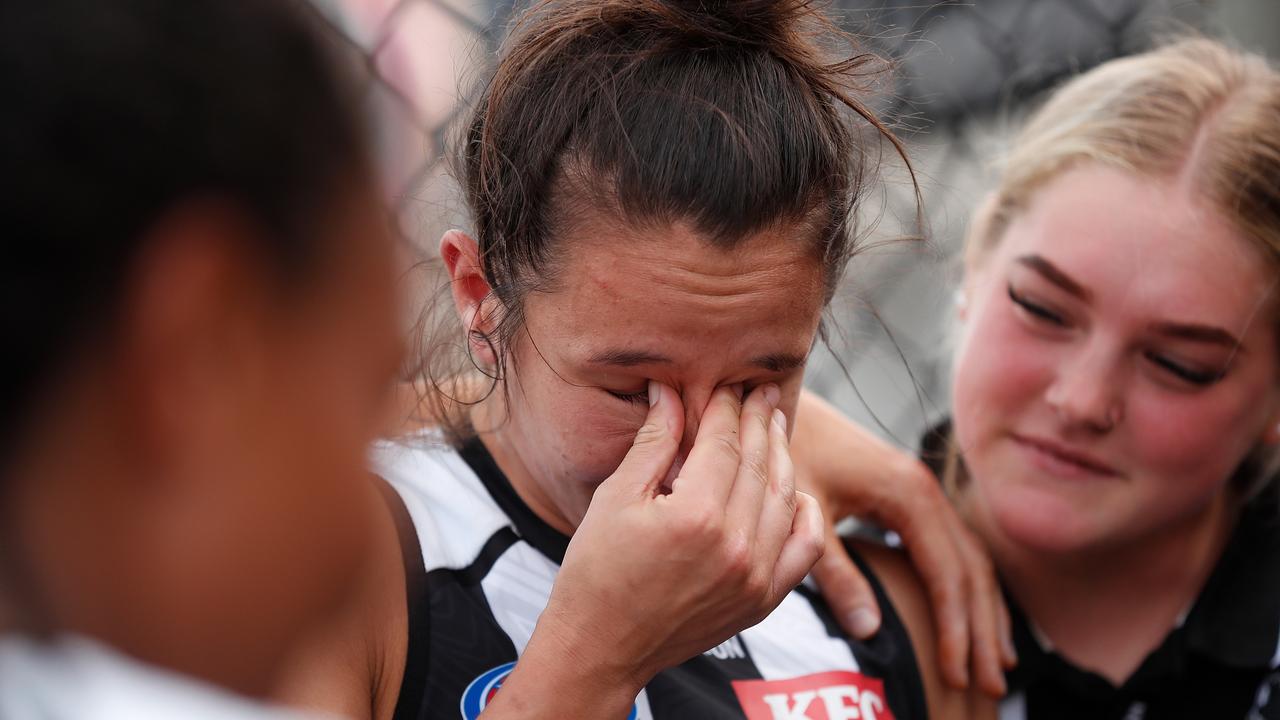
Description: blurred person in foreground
0,1,831,717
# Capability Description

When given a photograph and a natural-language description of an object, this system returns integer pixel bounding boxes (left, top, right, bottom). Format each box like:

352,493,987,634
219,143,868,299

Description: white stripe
1272,618,1280,669
481,541,654,719
480,543,558,654
371,437,512,574
999,690,1027,720
740,592,860,679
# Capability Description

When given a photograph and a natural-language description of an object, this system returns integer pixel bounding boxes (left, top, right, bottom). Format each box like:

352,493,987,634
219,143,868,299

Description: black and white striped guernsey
373,433,929,720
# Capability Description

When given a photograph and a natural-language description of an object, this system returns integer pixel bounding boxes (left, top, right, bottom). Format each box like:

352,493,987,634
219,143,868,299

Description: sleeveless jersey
373,434,929,720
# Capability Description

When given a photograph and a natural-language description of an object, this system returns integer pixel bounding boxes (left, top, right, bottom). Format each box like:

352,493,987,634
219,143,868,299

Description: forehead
523,220,826,363
996,165,1276,332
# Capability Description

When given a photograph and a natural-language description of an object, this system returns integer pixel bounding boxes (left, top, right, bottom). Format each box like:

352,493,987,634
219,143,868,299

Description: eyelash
606,382,767,405
1006,284,1225,388
607,389,650,405
1143,353,1224,387
1007,285,1066,326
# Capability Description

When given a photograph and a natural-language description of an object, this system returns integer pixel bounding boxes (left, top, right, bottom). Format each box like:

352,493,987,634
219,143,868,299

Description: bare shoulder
852,541,997,720
273,476,410,720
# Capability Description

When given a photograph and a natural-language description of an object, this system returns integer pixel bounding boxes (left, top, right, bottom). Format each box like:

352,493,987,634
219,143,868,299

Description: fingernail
762,383,780,408
772,408,787,433
648,381,660,407
847,608,880,638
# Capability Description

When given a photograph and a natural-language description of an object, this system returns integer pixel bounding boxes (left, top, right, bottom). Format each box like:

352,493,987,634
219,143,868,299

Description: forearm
793,388,924,516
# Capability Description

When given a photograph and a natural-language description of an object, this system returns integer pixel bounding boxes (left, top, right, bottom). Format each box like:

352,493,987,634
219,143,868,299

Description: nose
1044,342,1124,434
662,384,729,486
677,386,715,460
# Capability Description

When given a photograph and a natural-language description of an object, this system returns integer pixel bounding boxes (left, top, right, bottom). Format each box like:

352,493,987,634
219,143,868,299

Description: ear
116,202,270,478
440,230,499,366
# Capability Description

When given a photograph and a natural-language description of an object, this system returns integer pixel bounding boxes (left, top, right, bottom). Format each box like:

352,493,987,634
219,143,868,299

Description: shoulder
850,540,997,720
273,476,409,720
371,433,514,575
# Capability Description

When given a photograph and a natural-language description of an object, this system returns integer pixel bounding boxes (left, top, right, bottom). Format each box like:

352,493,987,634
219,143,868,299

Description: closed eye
606,388,650,405
1144,352,1225,387
1008,285,1067,327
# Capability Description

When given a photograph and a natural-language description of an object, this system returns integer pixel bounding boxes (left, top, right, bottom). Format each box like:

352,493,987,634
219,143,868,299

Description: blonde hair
952,38,1280,500
969,37,1280,269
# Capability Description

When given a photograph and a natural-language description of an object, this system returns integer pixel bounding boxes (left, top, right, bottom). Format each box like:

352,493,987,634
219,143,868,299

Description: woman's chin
983,481,1111,556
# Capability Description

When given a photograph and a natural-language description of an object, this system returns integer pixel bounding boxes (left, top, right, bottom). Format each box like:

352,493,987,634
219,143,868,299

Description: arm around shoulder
853,541,999,720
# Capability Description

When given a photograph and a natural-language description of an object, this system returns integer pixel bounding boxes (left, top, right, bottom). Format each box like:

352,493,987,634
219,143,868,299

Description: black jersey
373,434,928,720
921,421,1280,720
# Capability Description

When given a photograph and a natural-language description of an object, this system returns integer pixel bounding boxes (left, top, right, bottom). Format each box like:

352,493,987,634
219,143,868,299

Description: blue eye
607,389,650,404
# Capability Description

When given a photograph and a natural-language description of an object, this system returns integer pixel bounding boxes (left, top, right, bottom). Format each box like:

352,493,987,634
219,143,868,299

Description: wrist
484,603,648,719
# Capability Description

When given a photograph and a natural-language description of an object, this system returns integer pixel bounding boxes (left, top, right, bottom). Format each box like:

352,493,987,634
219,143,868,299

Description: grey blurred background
310,0,1280,451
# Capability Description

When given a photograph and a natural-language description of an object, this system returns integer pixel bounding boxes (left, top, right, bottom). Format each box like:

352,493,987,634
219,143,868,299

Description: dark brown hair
1,0,371,469
417,0,915,436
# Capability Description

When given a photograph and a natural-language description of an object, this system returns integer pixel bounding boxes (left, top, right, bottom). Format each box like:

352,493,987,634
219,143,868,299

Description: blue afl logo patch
460,661,640,719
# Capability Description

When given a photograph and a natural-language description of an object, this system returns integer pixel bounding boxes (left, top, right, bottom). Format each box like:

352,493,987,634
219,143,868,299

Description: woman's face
491,219,827,531
952,164,1280,556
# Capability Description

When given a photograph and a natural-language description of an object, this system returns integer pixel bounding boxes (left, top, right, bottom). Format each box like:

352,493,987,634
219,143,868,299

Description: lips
1010,433,1120,478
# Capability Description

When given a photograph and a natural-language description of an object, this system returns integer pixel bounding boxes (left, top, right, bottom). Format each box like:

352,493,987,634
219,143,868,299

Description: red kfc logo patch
731,671,895,720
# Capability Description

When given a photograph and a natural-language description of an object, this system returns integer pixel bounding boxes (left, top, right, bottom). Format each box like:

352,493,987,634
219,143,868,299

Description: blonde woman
803,37,1280,719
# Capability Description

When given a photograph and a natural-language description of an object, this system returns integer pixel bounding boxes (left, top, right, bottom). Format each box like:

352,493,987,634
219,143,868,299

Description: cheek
509,373,647,481
1124,385,1267,499
952,297,1052,445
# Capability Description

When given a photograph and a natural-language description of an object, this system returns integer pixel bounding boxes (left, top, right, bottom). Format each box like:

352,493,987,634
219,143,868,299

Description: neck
965,488,1239,685
470,397,577,536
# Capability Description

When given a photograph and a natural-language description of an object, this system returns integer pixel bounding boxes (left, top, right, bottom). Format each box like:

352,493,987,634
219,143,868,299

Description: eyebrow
1016,255,1092,302
752,352,809,373
587,349,674,367
1150,322,1244,352
587,349,808,372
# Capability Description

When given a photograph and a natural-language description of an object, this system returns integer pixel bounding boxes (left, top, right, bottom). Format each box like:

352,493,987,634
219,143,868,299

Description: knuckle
718,534,754,580
970,548,996,578
932,574,963,606
806,531,827,562
632,420,670,447
743,451,768,488
774,473,797,509
742,572,770,602
711,432,742,465
678,506,722,545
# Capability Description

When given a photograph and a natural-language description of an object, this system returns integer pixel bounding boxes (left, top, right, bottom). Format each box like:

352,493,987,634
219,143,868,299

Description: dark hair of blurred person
0,0,404,711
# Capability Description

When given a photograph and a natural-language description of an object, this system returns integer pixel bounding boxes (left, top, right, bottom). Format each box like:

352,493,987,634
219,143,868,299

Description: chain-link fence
309,0,1273,449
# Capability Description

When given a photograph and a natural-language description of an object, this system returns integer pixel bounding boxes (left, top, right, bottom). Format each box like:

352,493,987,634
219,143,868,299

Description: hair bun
647,0,816,47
